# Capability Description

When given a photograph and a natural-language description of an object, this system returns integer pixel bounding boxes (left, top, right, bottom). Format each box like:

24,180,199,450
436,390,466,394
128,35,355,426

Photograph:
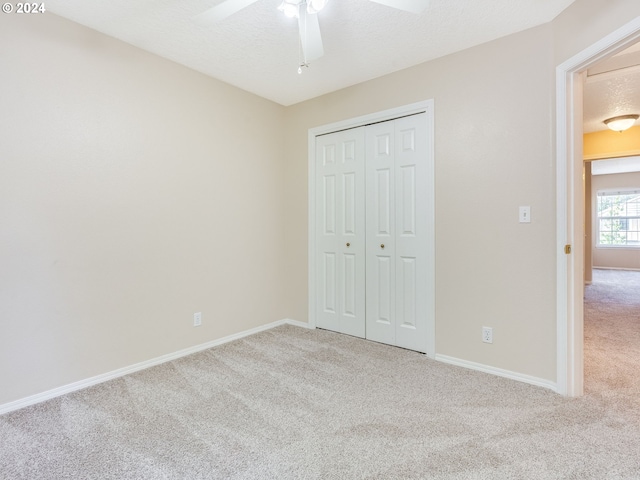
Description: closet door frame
308,100,436,359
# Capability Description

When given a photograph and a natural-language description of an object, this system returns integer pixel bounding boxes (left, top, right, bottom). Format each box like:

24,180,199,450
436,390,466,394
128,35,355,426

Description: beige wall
591,171,640,270
284,24,558,381
0,14,286,405
552,0,640,64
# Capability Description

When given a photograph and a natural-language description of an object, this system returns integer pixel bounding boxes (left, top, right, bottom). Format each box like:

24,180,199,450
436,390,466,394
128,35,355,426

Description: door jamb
308,100,436,358
556,17,640,396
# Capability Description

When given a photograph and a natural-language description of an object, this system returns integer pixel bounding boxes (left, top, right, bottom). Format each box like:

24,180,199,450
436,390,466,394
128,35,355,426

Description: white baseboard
435,354,558,392
282,318,314,329
0,318,308,416
593,266,640,272
2,320,559,415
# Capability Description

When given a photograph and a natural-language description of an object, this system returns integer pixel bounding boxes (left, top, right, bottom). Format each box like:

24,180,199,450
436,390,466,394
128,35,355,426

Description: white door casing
315,127,366,338
556,17,640,396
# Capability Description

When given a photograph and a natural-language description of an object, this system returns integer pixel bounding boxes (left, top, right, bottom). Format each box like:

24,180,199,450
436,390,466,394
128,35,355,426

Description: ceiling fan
195,0,430,71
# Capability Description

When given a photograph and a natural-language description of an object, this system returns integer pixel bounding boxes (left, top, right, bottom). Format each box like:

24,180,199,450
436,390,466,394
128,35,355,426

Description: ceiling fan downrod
278,0,328,17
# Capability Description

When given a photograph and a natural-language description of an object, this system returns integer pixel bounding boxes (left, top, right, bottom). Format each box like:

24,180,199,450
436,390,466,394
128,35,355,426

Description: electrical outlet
482,326,493,344
193,312,202,327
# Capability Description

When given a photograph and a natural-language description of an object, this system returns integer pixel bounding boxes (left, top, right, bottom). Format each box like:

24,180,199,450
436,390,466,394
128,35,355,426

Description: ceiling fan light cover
307,0,327,14
278,0,299,17
604,114,639,132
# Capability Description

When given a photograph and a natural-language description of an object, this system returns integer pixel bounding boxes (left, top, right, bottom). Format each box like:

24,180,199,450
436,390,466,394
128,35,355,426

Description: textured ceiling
584,43,640,133
48,0,575,106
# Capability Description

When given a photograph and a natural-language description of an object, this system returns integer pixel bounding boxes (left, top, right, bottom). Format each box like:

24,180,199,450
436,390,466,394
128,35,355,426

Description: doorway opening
557,17,640,397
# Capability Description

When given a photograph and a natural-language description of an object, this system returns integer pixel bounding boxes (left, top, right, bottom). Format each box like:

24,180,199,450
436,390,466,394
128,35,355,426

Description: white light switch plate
519,206,531,223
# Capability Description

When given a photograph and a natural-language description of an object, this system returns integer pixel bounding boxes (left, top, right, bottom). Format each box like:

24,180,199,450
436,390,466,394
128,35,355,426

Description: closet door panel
322,175,336,235
316,127,366,338
394,114,428,353
322,252,336,315
399,165,416,236
374,256,392,324
398,256,417,329
365,122,396,345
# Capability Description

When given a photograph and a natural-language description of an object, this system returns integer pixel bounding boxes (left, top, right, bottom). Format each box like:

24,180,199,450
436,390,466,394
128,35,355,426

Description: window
597,190,640,247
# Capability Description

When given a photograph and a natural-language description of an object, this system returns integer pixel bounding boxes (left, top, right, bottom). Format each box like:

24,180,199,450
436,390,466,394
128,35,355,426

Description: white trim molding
0,318,308,416
593,266,640,272
435,354,558,392
584,150,640,162
307,100,436,358
556,16,640,397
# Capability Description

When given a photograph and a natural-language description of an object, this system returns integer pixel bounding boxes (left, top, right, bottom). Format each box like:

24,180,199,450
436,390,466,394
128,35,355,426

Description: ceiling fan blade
369,0,429,14
298,7,324,62
194,0,260,24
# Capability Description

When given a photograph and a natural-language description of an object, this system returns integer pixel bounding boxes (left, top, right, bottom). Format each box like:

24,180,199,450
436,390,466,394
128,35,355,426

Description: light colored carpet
1,272,639,479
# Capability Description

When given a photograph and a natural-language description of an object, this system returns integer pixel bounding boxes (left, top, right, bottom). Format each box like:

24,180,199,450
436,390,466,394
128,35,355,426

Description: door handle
380,244,385,249
346,242,351,247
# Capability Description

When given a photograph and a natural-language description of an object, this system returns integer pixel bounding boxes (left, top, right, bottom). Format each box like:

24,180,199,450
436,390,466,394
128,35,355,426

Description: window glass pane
597,191,640,246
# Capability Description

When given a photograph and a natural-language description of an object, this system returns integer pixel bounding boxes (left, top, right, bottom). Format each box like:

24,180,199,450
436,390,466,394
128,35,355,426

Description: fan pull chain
298,5,308,74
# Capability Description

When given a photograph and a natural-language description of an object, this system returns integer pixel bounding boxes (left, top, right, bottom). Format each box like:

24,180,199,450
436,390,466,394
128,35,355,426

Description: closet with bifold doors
314,112,431,353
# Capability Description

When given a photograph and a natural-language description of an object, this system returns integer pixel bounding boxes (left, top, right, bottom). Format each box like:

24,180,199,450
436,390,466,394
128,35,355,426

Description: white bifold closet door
315,127,366,338
315,113,428,353
365,114,428,353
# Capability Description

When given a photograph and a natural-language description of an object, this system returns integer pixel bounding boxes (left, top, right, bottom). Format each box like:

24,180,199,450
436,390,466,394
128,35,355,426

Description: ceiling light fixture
278,0,300,18
198,0,427,77
278,0,328,19
603,114,639,133
307,0,328,14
